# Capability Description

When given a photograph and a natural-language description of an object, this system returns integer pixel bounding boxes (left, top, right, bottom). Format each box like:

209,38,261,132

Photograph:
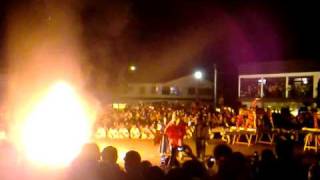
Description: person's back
144,166,165,180
217,152,251,180
100,146,125,180
213,144,232,172
69,143,102,180
182,159,209,180
257,149,277,180
124,150,143,180
273,138,304,180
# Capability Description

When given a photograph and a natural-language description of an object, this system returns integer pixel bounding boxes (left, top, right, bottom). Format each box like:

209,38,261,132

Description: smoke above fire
3,1,98,166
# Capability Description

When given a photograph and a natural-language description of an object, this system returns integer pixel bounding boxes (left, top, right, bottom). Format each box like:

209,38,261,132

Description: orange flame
20,81,93,167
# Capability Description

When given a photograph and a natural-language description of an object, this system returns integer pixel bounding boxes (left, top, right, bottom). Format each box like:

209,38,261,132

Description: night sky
0,0,319,104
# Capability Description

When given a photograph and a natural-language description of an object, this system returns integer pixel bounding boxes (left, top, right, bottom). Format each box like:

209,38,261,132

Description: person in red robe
165,112,186,148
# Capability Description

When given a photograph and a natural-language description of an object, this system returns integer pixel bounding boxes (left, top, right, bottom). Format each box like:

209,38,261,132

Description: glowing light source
194,71,203,80
112,103,127,110
129,65,136,71
21,81,92,167
0,131,6,140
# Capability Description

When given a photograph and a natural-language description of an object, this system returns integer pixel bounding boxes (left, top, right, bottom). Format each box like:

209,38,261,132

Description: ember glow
20,81,92,167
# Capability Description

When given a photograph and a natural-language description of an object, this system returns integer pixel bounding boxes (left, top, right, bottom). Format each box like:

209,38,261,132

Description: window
263,78,286,98
288,76,313,98
139,86,146,95
162,86,170,95
150,86,159,94
170,86,180,95
188,87,196,95
240,78,261,98
198,88,213,95
123,85,133,94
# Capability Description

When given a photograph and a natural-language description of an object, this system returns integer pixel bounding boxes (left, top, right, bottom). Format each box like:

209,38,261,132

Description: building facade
116,74,214,102
238,61,320,111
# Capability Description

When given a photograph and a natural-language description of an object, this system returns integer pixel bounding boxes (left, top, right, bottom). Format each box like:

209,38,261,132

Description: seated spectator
130,125,141,139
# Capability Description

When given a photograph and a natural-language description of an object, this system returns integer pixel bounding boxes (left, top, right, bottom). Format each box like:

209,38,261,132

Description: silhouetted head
145,166,165,180
101,146,118,163
218,152,250,180
124,150,141,173
182,160,208,179
261,149,276,162
275,138,294,160
80,143,100,161
213,144,232,166
166,168,186,180
141,160,152,173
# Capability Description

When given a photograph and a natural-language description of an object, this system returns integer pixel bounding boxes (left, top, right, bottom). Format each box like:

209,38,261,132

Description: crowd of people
1,139,320,180
1,101,320,179
94,102,320,144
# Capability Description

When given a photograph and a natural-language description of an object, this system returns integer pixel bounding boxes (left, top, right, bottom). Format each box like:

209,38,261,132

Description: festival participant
245,100,257,129
165,112,187,149
194,113,210,160
313,110,320,128
246,108,256,129
236,109,245,128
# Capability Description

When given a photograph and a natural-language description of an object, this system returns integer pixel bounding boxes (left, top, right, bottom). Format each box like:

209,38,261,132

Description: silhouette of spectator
100,146,125,180
124,150,143,180
181,159,209,180
274,138,304,180
308,160,320,180
80,143,101,161
144,166,165,180
141,160,152,174
101,146,118,163
69,143,101,180
217,152,251,180
166,168,186,180
257,149,277,180
213,144,232,169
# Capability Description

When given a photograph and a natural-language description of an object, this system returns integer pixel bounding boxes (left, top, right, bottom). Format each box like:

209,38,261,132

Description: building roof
238,60,320,75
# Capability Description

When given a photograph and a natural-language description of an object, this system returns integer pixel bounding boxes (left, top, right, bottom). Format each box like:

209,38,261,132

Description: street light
194,70,203,80
129,65,136,71
194,70,203,101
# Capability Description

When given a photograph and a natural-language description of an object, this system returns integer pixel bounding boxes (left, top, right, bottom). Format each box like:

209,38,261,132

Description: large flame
21,81,92,167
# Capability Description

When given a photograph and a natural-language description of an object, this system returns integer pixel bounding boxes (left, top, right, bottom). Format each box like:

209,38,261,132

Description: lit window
170,86,179,95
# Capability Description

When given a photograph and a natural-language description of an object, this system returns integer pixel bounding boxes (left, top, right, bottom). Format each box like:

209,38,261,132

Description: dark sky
0,0,319,94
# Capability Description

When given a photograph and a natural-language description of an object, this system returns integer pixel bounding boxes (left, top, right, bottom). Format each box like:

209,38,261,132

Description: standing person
165,112,186,149
194,113,210,160
159,117,169,155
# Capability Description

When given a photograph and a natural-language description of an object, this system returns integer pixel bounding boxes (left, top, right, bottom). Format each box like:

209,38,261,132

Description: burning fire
20,81,93,167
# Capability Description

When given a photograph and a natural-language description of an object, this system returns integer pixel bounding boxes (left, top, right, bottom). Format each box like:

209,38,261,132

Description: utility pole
213,64,217,111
